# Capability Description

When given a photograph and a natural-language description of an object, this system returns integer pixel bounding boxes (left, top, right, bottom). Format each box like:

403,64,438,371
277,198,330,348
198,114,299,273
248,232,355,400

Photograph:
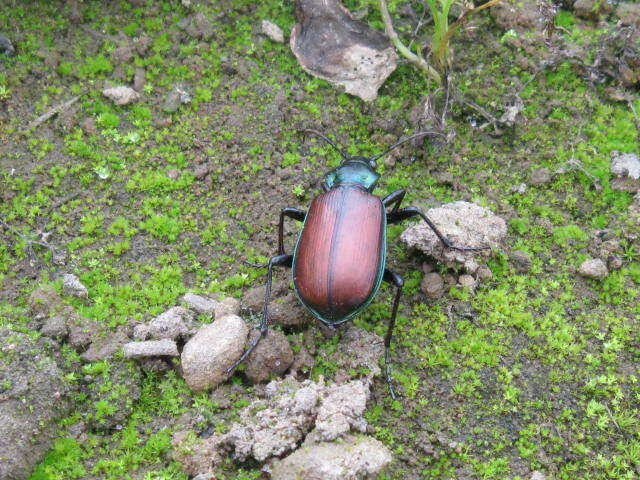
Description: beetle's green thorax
324,159,380,192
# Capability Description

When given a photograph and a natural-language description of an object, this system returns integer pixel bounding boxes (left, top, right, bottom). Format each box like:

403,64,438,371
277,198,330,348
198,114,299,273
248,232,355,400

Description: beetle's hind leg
382,268,404,400
387,206,488,252
226,254,293,375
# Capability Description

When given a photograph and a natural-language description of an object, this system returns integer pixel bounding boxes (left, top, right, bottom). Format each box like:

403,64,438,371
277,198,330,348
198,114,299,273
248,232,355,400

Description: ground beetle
229,130,483,397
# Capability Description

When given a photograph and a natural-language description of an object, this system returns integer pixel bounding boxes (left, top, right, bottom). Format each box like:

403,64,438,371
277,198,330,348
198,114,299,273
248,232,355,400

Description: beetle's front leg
278,207,305,255
226,254,293,375
382,268,404,400
387,206,487,252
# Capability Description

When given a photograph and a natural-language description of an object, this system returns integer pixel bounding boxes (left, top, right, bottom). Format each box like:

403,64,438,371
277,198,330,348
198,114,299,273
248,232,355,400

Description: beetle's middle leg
226,253,293,375
382,268,404,400
382,189,406,214
387,206,486,252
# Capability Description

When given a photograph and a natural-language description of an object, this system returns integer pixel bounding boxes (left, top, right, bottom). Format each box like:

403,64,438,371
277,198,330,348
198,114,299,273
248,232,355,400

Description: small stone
475,265,493,281
611,152,640,180
579,258,609,280
617,3,640,28
113,43,134,64
261,20,284,43
243,282,309,327
530,167,552,186
530,471,547,480
134,36,151,56
181,315,249,391
214,297,240,320
0,34,15,56
102,86,140,106
510,250,532,273
40,316,68,340
182,293,217,315
193,165,211,180
133,323,150,341
458,274,476,289
148,306,194,341
133,68,146,92
400,201,505,272
608,255,623,271
163,85,191,112
123,339,179,359
62,273,88,298
421,272,445,299
511,183,527,194
80,117,97,135
270,435,392,480
81,327,129,363
29,284,62,317
574,0,613,20
245,329,294,384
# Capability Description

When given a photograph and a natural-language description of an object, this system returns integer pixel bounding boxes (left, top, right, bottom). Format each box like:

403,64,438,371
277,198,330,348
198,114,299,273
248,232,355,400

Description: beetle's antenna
303,129,350,161
370,131,443,162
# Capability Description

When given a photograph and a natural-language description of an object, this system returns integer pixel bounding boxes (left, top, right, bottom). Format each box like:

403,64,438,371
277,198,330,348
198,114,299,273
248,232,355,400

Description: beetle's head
325,157,380,192
303,129,432,192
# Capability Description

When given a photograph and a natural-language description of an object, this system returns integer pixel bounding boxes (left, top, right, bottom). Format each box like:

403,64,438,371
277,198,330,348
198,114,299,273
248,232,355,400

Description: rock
123,339,179,359
80,117,98,135
270,435,392,480
182,293,216,314
458,274,476,289
113,43,134,64
530,471,547,480
29,284,62,317
134,36,151,56
173,430,222,478
475,265,493,281
579,258,609,280
66,310,101,351
312,381,369,442
0,34,15,56
40,315,68,340
133,67,146,92
530,167,552,186
491,0,544,33
214,297,240,319
574,0,613,20
85,361,141,432
102,85,140,105
617,3,640,28
81,327,129,363
181,315,249,391
62,273,88,298
181,13,215,41
245,329,294,383
611,152,640,191
223,377,323,462
243,281,311,327
0,330,73,480
133,323,151,341
261,19,285,43
421,272,445,299
400,201,505,272
290,0,397,101
163,85,191,112
148,306,194,340
510,250,533,273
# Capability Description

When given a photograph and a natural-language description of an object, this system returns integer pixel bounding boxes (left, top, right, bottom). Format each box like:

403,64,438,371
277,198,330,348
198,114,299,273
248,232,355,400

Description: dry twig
24,95,82,133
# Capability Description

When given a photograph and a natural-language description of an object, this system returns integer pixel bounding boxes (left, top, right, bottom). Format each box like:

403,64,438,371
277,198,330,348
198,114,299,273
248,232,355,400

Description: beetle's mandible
229,130,485,398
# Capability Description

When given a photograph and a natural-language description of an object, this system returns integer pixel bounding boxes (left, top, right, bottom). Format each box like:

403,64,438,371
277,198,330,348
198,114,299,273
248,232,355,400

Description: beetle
229,130,483,397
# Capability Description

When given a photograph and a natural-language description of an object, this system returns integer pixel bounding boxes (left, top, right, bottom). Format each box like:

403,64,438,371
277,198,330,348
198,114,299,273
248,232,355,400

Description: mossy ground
1,1,639,479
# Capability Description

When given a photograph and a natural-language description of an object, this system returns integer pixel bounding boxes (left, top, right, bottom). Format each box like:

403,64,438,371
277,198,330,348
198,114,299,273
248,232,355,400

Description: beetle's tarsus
242,259,268,268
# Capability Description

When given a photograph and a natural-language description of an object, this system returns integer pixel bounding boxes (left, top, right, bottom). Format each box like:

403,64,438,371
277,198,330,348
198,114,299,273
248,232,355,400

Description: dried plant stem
379,0,441,85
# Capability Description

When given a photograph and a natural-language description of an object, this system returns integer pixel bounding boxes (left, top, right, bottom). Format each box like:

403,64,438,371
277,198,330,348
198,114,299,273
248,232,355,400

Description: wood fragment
24,95,81,133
